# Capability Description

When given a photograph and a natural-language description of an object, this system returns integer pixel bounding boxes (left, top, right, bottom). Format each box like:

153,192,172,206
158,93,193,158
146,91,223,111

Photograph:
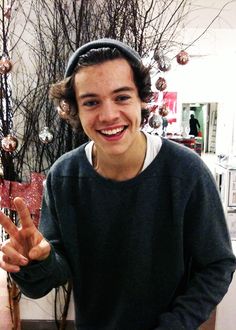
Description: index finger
14,197,35,229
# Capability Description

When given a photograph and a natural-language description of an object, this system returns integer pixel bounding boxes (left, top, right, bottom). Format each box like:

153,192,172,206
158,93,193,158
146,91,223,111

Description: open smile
97,126,128,140
99,126,127,136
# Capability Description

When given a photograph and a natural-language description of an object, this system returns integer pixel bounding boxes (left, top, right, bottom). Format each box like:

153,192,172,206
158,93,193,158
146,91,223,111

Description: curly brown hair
49,47,152,131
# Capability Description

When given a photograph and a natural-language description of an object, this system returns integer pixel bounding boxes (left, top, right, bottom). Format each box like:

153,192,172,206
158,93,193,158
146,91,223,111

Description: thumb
29,238,51,261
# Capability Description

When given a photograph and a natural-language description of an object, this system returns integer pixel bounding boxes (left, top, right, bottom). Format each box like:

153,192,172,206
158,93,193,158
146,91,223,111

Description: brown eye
116,95,131,101
83,100,98,107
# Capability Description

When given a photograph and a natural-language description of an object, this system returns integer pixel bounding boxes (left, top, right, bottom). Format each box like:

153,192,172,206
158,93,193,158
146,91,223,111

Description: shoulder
160,138,210,179
162,138,199,160
49,142,88,177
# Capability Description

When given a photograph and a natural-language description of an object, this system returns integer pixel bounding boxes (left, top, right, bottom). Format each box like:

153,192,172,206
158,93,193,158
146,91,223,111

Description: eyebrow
78,86,135,100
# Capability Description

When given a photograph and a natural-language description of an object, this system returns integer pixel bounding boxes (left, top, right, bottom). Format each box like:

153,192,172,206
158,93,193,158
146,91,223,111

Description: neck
92,132,147,181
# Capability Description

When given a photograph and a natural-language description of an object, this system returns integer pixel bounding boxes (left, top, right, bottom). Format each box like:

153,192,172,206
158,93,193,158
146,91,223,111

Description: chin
100,145,129,157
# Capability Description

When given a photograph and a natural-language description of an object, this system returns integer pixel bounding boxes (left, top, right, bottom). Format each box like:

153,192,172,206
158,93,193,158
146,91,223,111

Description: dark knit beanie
64,38,142,78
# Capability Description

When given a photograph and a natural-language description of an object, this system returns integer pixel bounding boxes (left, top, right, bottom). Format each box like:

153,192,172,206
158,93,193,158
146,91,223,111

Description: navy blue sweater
12,138,236,329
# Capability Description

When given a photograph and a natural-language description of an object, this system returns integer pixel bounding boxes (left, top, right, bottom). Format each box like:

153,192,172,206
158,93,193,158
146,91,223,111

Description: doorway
182,102,218,153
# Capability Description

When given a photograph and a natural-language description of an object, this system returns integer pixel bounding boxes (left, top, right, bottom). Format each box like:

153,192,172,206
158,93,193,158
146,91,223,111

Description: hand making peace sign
0,197,51,273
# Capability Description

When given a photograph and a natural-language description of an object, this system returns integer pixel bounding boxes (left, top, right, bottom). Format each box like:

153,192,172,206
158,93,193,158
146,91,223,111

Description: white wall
158,27,236,155
20,290,75,321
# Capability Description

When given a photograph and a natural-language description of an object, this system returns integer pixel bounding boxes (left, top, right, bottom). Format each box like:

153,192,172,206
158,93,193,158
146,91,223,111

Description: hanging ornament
176,50,189,65
0,56,13,74
159,104,169,117
149,114,162,129
158,56,171,72
39,127,54,144
155,77,167,91
1,135,18,152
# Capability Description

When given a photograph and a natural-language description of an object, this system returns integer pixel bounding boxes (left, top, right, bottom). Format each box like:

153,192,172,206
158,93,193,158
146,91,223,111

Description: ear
59,99,71,113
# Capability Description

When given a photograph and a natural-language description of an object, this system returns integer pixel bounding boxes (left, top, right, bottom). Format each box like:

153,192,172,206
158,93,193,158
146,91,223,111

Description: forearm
156,256,235,330
11,246,71,299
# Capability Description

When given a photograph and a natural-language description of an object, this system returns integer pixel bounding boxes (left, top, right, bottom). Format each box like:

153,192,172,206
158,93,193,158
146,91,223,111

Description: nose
98,100,119,123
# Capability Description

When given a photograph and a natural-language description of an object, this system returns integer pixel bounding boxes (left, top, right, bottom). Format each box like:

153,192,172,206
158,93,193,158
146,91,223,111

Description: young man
0,39,235,330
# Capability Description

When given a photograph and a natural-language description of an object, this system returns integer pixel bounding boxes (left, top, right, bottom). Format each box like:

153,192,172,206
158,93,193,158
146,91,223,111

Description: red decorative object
1,135,18,152
148,104,158,113
176,50,189,65
0,173,45,228
158,56,171,72
159,104,169,117
155,77,167,91
0,57,13,74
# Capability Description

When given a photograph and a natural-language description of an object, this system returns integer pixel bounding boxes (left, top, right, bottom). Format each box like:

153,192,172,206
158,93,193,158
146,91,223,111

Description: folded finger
0,257,20,273
1,242,29,266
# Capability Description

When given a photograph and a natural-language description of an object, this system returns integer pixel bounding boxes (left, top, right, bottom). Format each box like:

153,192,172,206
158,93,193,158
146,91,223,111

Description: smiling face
74,58,145,158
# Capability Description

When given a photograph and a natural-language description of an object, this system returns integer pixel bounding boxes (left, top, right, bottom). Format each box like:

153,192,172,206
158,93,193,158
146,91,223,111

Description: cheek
134,106,142,123
79,112,94,130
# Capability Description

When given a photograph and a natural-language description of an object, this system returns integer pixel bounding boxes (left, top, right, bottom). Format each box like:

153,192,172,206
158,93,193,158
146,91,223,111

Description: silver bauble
39,127,54,144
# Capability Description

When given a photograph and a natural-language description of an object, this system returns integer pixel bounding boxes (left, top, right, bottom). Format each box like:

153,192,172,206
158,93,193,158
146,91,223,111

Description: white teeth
101,127,124,135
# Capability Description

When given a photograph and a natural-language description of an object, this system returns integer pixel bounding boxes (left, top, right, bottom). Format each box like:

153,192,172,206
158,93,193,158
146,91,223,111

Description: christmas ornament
159,104,169,117
39,127,54,144
0,57,13,74
176,50,189,65
1,135,18,152
149,114,162,129
155,77,167,91
157,56,171,72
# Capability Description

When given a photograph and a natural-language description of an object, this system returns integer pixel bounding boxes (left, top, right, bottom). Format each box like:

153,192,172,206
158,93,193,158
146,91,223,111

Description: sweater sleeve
157,166,236,330
11,171,71,299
